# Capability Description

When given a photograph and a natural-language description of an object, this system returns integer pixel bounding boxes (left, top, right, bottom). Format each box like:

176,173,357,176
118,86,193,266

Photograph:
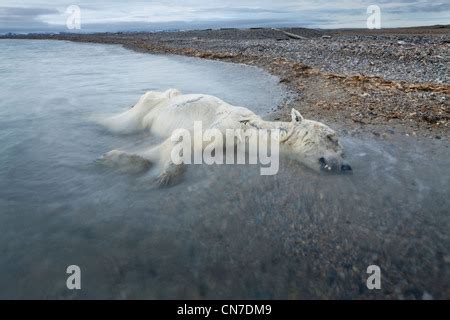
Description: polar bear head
280,109,352,173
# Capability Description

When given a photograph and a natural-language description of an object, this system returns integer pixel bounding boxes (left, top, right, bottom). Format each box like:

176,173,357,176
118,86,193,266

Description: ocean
0,39,448,299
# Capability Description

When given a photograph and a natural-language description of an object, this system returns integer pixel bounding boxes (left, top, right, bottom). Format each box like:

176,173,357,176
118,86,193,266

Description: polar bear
101,89,351,185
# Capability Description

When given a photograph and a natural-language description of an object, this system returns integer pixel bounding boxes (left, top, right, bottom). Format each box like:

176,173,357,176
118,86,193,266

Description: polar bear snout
319,156,352,173
319,156,337,171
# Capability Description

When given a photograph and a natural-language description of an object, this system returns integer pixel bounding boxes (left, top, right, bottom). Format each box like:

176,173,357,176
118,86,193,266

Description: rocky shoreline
2,26,449,140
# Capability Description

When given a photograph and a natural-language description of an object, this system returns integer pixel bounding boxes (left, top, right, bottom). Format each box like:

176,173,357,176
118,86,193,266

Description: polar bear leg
101,89,181,134
138,138,187,187
100,149,152,173
155,160,186,187
101,137,186,185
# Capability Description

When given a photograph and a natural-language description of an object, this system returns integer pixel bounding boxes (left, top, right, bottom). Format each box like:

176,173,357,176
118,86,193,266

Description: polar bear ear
291,109,304,123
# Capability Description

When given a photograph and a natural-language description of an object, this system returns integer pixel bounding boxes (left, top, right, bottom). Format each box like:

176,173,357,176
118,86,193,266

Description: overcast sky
0,0,449,33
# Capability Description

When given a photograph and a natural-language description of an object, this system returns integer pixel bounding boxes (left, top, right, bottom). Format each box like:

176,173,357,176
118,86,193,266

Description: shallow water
0,40,449,299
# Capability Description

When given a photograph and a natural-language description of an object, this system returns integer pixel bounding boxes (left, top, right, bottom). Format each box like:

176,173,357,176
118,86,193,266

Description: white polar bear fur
101,89,349,185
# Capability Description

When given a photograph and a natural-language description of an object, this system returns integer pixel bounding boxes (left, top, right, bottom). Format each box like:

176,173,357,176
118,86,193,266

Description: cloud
0,7,58,16
192,7,292,15
0,6,60,32
0,1,449,33
385,2,450,14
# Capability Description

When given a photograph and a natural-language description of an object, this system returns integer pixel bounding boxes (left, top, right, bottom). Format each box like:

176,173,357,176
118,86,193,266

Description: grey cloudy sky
0,0,448,33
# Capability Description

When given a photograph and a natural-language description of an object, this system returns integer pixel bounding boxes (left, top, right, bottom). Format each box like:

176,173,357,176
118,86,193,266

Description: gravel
139,34,449,84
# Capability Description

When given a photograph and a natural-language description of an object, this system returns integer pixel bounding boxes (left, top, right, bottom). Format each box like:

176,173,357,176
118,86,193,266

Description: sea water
0,39,448,299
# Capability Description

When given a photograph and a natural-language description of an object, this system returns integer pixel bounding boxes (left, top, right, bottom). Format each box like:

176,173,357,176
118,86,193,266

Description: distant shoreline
2,26,449,139
2,24,450,36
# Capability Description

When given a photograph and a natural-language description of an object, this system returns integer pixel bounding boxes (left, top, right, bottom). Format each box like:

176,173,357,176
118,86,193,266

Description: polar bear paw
100,149,152,174
155,163,186,187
